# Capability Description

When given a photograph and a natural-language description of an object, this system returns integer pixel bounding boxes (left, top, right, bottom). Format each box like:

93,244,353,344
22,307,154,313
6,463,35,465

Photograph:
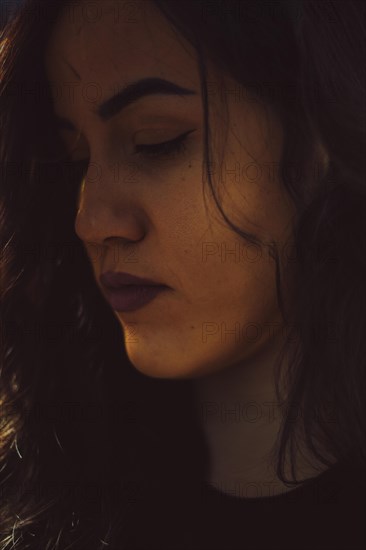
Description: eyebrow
55,77,197,131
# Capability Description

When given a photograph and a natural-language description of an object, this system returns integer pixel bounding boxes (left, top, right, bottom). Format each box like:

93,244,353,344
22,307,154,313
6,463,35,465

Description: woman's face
45,0,296,379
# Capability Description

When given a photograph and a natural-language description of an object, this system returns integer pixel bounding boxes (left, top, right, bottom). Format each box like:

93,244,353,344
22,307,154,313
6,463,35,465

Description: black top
134,452,366,550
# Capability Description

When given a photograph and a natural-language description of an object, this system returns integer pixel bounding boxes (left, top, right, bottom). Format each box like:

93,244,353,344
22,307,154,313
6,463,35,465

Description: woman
0,0,365,548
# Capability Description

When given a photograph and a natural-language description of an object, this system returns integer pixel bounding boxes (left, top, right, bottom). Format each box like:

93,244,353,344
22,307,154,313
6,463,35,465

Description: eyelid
133,129,196,161
133,127,194,144
61,128,197,163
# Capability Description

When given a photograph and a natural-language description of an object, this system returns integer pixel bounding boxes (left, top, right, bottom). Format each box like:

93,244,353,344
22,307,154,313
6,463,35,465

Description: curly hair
1,0,365,548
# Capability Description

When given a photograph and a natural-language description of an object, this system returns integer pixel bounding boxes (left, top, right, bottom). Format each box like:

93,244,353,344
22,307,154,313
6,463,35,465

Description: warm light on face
44,0,296,381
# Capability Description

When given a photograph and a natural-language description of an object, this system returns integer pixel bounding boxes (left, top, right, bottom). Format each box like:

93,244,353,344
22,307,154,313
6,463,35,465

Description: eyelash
66,129,195,180
133,129,195,160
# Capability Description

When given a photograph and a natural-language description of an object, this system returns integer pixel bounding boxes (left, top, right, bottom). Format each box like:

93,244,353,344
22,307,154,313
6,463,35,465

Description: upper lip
99,270,167,289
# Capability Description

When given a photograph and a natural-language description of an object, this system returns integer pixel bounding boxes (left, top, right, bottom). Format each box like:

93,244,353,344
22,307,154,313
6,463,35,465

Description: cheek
201,261,282,379
151,170,284,340
182,250,282,345
117,163,286,378
122,238,282,380
217,169,296,248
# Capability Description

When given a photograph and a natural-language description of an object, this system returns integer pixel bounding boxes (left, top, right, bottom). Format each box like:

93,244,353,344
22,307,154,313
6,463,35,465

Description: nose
74,161,147,255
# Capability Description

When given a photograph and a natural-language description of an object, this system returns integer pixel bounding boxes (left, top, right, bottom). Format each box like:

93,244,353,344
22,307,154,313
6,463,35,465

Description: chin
123,343,209,380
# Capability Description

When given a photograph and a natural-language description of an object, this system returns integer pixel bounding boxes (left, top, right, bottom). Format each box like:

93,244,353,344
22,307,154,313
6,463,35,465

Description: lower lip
104,285,169,312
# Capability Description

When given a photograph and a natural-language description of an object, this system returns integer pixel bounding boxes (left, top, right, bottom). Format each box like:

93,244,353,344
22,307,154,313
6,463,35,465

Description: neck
192,335,333,498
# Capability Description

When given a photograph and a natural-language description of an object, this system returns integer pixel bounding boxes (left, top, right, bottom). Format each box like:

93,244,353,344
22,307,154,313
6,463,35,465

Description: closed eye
62,127,197,183
133,129,196,160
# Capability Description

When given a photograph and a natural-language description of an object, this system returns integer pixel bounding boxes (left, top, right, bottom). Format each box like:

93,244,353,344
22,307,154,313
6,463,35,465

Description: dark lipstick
99,271,170,312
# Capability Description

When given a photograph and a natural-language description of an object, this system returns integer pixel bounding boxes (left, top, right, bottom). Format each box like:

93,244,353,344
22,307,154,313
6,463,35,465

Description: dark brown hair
1,0,365,547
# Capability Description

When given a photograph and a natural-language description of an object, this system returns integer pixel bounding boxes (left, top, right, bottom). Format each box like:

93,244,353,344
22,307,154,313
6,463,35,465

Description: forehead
44,0,199,103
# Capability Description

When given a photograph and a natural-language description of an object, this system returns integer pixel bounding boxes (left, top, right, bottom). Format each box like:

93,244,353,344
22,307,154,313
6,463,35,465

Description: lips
102,284,168,312
99,270,166,289
99,271,170,312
